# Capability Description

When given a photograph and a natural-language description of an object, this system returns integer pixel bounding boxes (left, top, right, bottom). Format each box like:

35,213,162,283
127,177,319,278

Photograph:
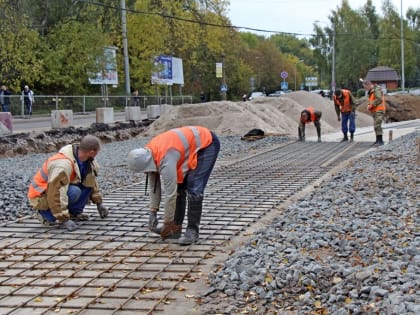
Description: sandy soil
145,91,374,139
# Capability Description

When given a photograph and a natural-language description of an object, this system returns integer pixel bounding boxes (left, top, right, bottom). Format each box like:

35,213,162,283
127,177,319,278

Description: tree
0,0,43,92
41,20,108,94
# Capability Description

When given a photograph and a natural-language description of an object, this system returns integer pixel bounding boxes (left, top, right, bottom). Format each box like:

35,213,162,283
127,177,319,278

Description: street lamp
294,59,304,91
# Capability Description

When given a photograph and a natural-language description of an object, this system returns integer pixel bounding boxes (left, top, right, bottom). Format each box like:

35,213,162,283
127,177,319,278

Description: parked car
248,91,266,100
268,90,286,97
311,89,330,98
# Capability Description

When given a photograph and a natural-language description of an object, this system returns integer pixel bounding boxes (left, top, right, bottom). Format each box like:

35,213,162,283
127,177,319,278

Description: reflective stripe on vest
28,153,75,198
334,90,352,112
146,126,212,183
368,88,386,112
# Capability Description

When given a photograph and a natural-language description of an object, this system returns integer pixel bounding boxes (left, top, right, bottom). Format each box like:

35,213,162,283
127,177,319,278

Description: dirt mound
357,93,420,122
145,91,373,138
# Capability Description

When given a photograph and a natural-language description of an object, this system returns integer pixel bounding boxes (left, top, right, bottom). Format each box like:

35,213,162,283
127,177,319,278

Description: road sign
281,71,288,79
281,82,288,90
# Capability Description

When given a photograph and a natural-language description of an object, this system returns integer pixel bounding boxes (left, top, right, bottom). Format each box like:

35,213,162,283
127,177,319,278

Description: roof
365,66,400,81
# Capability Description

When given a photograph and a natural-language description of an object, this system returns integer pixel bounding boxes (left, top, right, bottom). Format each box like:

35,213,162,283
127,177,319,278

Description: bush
356,89,365,98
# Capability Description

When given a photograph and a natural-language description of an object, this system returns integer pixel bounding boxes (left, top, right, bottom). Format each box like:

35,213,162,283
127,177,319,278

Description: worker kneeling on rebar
298,107,322,142
127,126,220,245
28,135,109,231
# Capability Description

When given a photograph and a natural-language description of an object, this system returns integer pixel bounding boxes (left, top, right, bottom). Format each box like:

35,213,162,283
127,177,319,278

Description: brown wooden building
364,66,400,89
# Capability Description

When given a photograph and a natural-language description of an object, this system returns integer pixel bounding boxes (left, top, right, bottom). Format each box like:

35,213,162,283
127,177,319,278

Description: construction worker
28,135,109,231
361,79,386,145
127,126,220,245
298,107,322,142
333,88,357,141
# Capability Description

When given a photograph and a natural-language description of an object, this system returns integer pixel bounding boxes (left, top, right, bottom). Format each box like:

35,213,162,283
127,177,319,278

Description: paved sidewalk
308,119,420,143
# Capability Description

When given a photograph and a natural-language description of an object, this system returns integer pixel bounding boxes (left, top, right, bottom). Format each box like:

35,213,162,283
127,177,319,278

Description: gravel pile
201,131,420,315
0,135,288,222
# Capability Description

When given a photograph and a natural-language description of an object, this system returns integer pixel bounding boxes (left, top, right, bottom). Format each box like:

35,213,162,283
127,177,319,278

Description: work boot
350,133,354,142
178,196,203,245
341,134,348,141
159,221,182,239
376,135,384,146
372,135,379,146
178,228,199,245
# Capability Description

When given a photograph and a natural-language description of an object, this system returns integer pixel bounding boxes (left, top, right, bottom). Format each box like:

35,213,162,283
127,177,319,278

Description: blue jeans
38,184,92,222
341,112,355,134
185,132,220,200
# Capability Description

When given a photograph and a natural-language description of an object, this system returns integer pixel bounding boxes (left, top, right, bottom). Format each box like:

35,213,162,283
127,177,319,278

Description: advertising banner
88,46,118,85
152,55,184,85
216,63,223,78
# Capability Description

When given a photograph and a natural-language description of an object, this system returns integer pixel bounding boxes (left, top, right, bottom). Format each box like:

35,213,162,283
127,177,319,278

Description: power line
75,0,311,36
76,0,420,43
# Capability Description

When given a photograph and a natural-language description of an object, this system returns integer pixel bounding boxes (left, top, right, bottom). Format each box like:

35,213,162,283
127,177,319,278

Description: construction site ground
0,91,419,314
0,118,419,315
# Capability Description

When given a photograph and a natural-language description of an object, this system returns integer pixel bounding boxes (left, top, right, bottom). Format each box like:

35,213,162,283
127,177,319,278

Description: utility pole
121,0,131,95
294,59,304,91
221,53,227,101
331,26,336,93
400,0,405,91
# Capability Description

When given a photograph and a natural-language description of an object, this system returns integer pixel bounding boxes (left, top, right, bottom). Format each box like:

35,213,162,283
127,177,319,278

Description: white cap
127,148,157,172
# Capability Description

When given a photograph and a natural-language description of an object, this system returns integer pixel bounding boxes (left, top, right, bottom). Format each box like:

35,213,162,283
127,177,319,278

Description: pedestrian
127,126,220,245
200,91,205,102
0,84,11,112
333,88,357,141
361,79,386,145
21,85,34,116
242,93,247,102
27,135,109,231
298,107,322,142
132,89,140,106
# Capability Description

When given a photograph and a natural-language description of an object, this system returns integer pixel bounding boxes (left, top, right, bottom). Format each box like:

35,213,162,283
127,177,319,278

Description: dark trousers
341,112,356,134
39,184,92,222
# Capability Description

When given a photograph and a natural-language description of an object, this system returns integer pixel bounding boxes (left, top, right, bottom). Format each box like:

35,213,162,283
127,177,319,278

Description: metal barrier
3,95,193,117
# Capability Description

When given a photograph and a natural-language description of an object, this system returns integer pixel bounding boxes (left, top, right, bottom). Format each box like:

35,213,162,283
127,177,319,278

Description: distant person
361,79,385,146
200,91,205,102
132,89,140,106
242,93,247,102
298,106,322,142
28,135,109,231
333,88,357,141
127,126,220,245
0,84,11,112
21,85,34,115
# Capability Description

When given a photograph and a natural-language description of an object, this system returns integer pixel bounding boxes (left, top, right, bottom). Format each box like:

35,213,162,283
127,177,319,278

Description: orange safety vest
145,126,213,183
368,87,386,113
301,106,317,123
334,89,352,112
28,153,75,199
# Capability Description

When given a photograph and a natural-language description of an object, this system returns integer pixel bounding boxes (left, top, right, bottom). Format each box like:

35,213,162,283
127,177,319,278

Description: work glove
97,203,109,219
63,219,78,232
148,211,158,231
337,117,341,122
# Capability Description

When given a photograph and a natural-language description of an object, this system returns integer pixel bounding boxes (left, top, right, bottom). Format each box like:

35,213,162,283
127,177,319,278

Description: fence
3,95,193,117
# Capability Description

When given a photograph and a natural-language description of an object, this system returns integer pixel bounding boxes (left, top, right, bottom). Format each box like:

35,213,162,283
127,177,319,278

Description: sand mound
144,91,373,138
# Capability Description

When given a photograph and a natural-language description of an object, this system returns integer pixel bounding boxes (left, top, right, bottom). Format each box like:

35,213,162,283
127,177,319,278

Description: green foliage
0,1,43,92
41,20,108,94
1,0,419,96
